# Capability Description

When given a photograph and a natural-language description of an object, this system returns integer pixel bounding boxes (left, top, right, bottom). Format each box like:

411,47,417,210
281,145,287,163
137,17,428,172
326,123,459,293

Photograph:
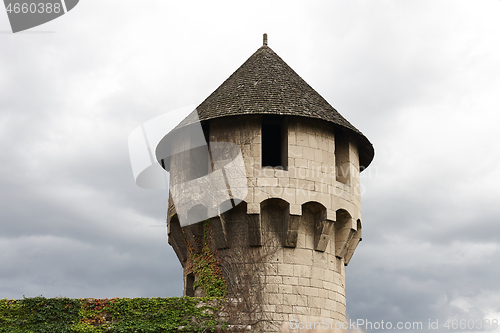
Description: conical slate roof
176,36,374,168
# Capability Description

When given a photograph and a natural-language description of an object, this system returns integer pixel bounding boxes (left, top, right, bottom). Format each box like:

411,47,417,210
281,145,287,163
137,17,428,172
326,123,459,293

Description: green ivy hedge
0,296,226,333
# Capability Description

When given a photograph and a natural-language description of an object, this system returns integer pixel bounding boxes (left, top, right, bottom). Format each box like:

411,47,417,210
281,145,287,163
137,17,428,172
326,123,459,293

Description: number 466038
6,2,62,14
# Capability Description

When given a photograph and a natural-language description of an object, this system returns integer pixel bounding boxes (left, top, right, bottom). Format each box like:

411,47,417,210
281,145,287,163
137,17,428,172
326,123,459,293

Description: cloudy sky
1,1,500,332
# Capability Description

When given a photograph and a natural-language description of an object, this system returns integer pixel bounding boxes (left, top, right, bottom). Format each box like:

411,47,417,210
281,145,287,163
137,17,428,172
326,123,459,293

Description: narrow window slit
262,115,286,169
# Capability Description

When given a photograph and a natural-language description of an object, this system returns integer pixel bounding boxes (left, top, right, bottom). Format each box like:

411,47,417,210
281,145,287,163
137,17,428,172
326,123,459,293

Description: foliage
0,296,225,332
0,296,80,333
186,221,227,298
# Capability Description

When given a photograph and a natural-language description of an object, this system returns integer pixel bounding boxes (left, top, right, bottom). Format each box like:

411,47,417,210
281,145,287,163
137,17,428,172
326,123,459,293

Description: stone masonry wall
195,115,364,331
166,114,363,331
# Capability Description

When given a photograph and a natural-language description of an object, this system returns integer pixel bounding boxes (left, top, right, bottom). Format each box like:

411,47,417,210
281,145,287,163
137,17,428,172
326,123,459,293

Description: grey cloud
1,3,500,333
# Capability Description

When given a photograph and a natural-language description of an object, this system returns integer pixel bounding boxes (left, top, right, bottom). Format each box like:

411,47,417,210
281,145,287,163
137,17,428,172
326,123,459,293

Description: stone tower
158,34,374,332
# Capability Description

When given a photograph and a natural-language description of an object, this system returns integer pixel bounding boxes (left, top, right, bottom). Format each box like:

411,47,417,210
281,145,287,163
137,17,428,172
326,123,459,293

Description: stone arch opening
167,214,188,264
302,202,332,252
185,273,195,297
335,209,354,259
260,198,290,247
219,199,234,216
186,204,208,226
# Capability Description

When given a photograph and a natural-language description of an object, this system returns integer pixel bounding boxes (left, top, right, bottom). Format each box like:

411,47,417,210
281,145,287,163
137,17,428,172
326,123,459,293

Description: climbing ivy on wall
0,225,229,332
0,296,225,332
0,296,80,332
186,220,227,298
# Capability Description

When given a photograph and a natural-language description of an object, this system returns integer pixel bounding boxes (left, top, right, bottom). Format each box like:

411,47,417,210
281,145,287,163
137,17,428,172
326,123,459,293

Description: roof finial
263,33,268,46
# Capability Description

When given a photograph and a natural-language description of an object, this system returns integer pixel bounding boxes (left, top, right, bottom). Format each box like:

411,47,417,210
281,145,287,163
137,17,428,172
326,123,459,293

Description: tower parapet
160,35,374,332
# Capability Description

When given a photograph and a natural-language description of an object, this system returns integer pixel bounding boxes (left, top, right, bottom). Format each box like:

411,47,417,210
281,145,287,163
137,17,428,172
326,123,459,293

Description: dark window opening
202,122,210,148
188,123,210,180
185,273,195,297
262,115,286,168
335,130,350,184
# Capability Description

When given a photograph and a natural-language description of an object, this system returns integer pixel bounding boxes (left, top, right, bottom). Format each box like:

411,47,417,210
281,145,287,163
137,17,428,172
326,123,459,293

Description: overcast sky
1,1,500,332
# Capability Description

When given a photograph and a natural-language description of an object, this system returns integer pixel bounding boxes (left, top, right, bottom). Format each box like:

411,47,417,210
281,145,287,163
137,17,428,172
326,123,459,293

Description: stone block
309,135,319,149
318,288,329,299
262,304,276,312
296,132,308,146
288,178,299,188
324,151,335,165
253,187,269,203
293,306,309,315
279,284,293,294
323,280,334,291
290,204,302,216
331,311,346,322
303,147,315,160
314,182,328,193
247,203,260,214
267,293,284,305
304,286,319,297
281,189,296,205
265,262,278,274
305,234,314,249
296,233,306,248
298,277,311,287
278,264,294,276
314,219,333,253
310,308,321,316
320,193,332,208
292,285,304,295
296,189,312,206
325,298,337,311
283,276,299,285
300,265,312,278
272,312,287,321
314,148,323,162
274,168,286,178
308,296,325,309
266,283,279,293
295,294,308,306
320,308,332,318
311,278,323,288
283,248,312,265
337,302,346,315
328,138,335,151
279,177,290,187
245,162,255,177
281,305,293,314
312,267,325,280
267,249,284,263
288,132,296,145
267,275,283,284
283,294,297,305
295,158,308,168
289,145,303,159
261,167,275,178
257,177,278,187
298,179,314,191
293,264,301,277
250,143,260,157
